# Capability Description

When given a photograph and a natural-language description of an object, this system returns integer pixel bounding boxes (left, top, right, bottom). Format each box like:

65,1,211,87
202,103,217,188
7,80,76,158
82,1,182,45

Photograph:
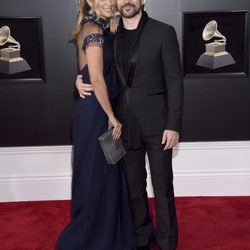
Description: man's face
116,0,142,18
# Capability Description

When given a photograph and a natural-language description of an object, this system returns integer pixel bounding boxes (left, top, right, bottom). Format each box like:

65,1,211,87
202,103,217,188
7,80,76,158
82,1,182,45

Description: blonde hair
72,0,102,37
72,0,119,36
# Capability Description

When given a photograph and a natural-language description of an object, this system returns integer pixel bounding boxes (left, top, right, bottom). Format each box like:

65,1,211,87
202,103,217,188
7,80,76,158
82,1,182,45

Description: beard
118,3,141,18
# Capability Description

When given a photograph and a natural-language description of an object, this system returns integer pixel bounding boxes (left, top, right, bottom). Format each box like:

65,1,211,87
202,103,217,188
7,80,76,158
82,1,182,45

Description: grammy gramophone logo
0,25,31,74
196,20,236,69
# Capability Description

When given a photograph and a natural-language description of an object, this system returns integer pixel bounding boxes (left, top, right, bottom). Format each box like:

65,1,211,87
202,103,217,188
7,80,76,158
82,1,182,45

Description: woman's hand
75,74,93,98
108,115,122,140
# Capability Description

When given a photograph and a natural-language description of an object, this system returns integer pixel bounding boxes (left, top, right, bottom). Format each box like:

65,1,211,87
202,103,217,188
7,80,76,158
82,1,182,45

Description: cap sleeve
82,33,104,50
79,22,104,51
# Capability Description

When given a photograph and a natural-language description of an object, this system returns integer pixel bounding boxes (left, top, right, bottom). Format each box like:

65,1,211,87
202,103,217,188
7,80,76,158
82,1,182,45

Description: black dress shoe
137,244,150,250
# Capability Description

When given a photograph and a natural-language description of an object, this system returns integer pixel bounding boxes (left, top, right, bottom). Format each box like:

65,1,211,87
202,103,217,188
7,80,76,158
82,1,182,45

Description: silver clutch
98,128,126,165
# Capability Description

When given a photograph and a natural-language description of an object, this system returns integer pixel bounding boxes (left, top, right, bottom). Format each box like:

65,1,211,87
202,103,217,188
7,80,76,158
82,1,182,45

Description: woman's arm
85,44,114,118
76,23,121,139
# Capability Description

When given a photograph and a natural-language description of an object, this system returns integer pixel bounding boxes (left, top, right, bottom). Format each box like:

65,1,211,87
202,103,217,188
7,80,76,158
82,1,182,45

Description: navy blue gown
55,17,136,250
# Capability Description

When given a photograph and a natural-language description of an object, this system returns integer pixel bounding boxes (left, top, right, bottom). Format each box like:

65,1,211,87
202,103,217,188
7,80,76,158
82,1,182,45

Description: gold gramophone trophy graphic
0,25,31,74
196,20,236,69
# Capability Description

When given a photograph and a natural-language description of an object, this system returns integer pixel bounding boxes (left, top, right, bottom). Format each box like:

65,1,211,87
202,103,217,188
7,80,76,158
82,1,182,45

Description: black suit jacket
114,15,183,137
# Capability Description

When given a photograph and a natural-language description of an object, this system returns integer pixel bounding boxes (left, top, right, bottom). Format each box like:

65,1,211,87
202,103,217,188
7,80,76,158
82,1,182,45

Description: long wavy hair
72,0,119,37
72,0,93,37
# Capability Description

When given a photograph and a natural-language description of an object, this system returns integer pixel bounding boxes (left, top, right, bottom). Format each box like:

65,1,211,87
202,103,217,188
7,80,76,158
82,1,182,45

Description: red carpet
0,197,250,250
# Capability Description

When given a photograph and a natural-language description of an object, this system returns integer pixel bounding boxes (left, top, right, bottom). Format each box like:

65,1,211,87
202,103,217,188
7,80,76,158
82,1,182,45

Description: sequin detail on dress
82,33,104,51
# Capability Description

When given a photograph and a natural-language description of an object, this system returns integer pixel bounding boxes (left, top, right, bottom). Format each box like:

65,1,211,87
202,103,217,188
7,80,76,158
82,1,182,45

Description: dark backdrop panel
0,0,77,146
147,0,250,142
0,0,250,146
0,17,45,81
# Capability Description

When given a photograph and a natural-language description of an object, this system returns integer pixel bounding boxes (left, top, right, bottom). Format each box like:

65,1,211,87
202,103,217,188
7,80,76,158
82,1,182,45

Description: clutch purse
98,128,126,165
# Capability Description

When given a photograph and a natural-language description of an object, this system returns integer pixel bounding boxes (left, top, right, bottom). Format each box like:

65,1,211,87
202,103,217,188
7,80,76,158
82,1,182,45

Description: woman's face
95,0,115,19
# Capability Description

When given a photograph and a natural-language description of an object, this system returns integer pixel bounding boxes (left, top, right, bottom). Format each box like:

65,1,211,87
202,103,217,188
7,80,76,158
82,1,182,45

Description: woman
55,0,135,249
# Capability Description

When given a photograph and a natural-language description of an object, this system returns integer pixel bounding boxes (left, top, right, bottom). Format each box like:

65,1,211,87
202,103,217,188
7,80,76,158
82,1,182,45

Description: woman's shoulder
81,21,103,35
79,17,106,51
81,15,106,32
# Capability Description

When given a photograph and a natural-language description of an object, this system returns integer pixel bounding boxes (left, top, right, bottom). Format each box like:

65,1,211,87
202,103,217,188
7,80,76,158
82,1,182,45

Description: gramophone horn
0,26,10,46
202,20,226,44
0,26,20,49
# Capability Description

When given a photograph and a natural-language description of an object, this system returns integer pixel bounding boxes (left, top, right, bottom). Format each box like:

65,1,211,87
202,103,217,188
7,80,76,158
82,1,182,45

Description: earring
88,8,96,16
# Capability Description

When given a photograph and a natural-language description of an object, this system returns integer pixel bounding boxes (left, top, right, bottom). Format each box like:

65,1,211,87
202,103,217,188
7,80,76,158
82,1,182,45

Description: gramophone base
196,52,236,69
0,58,31,75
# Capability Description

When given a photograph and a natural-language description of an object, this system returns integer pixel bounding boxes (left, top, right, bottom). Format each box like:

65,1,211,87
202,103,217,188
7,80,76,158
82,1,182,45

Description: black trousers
121,135,178,250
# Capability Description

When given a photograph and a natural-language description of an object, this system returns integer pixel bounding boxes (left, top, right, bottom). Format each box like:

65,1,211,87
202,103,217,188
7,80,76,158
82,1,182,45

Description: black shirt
119,29,138,79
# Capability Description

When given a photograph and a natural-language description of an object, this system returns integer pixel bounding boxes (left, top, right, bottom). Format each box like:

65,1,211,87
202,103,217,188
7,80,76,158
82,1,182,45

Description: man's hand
75,74,93,98
162,130,180,150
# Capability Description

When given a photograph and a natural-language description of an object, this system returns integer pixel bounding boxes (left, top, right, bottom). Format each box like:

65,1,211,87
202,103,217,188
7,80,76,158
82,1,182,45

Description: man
76,1,183,249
